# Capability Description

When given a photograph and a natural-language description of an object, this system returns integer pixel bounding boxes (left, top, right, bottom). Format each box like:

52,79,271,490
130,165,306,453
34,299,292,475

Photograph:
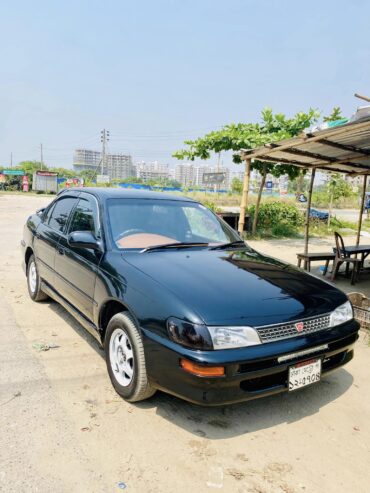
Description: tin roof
241,117,370,174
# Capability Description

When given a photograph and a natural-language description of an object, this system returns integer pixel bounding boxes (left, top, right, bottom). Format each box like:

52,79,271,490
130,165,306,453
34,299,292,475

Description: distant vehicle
364,192,370,212
296,193,307,203
309,208,329,221
21,188,359,405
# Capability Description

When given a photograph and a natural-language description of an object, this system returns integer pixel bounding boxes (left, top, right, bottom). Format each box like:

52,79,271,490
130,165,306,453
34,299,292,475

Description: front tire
27,255,48,302
105,312,156,402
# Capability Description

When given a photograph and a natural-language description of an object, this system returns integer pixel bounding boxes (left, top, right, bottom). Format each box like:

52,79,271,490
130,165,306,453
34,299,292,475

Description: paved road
1,194,370,493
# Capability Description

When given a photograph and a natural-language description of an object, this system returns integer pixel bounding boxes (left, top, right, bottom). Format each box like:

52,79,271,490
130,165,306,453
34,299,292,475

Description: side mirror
36,208,45,215
68,231,102,251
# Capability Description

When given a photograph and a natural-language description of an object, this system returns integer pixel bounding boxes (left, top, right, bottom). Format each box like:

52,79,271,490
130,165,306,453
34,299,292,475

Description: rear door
54,193,102,321
34,194,79,287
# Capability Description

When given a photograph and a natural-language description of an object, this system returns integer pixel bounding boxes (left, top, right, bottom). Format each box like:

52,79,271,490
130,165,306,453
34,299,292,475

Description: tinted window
43,203,56,223
69,198,98,235
48,197,78,232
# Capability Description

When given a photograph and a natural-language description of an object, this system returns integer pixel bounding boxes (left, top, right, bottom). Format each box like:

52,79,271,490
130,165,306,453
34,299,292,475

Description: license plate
288,358,321,391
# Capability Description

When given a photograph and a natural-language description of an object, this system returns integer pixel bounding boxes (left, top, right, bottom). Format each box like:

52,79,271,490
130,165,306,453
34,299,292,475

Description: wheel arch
99,298,139,344
25,247,34,270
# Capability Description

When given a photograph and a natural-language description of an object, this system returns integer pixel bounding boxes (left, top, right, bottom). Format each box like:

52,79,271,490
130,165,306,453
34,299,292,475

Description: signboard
97,174,110,184
0,174,5,183
202,172,226,185
36,171,58,177
265,181,273,189
3,169,25,176
65,178,83,188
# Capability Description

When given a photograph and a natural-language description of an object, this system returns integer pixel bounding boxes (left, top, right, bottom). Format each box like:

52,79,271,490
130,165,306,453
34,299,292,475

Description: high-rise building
136,161,170,182
73,149,136,180
174,163,195,187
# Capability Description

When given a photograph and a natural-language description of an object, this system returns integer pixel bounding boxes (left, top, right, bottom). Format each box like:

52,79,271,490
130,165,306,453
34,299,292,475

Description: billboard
97,174,110,184
202,172,226,185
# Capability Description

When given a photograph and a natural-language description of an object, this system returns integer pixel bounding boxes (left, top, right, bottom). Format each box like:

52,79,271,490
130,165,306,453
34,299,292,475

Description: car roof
59,187,196,202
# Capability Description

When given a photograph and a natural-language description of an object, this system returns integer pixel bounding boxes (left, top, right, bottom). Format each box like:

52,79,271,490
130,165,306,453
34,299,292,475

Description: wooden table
341,245,370,266
297,252,335,274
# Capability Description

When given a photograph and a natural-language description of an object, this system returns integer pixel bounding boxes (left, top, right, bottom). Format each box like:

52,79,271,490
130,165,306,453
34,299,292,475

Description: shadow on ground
47,298,354,440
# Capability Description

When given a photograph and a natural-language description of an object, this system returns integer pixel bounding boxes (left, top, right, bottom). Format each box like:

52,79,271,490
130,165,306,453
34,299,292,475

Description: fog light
180,358,225,377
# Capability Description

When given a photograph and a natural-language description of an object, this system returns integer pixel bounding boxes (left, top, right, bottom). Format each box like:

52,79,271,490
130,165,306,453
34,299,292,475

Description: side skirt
41,281,102,345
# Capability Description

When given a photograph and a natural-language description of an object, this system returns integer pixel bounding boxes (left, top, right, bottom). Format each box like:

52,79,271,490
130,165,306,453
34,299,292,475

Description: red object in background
22,175,29,192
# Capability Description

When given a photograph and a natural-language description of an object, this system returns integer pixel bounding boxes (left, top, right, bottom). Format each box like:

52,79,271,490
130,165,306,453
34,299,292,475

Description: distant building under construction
73,149,136,180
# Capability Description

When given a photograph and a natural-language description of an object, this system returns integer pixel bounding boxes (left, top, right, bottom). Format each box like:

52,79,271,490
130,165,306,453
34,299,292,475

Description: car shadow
46,299,354,440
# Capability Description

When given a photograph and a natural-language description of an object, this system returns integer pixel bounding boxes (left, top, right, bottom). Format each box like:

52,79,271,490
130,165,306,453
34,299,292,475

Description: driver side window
69,197,99,237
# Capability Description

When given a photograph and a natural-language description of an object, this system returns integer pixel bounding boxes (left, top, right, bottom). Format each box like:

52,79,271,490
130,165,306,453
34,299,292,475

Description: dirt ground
1,193,369,493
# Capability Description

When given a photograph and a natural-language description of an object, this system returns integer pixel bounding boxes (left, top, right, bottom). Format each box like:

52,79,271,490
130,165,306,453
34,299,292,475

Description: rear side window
48,197,78,232
69,198,98,235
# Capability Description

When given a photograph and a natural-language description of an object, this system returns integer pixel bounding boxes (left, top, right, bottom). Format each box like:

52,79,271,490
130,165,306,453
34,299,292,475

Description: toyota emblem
295,322,304,332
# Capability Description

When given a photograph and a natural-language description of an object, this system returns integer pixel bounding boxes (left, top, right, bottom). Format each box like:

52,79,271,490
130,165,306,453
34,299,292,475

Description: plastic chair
331,232,361,285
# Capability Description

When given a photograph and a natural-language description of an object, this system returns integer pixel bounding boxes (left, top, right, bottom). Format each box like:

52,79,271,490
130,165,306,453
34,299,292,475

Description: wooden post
304,168,316,255
238,158,251,234
252,164,267,235
356,174,368,246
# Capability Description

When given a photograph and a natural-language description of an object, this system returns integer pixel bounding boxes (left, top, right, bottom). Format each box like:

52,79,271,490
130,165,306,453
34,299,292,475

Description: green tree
173,107,319,234
50,167,76,178
327,173,352,226
231,177,243,194
78,169,98,183
323,107,344,122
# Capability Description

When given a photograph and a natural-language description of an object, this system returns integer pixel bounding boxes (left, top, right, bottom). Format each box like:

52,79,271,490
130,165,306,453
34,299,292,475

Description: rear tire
105,312,156,402
27,254,48,302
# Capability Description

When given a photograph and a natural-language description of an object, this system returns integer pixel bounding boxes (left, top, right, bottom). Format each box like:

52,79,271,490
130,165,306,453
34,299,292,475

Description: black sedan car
21,188,359,405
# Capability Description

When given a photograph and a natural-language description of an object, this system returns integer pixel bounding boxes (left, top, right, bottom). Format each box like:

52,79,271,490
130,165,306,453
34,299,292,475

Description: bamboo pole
304,168,316,255
354,93,370,103
356,174,368,246
238,158,251,234
252,164,267,235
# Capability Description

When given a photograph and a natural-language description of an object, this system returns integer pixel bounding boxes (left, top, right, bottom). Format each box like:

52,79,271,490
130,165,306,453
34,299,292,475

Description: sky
1,0,370,170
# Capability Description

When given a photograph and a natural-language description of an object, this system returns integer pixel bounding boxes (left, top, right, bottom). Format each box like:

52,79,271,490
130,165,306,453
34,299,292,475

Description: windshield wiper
210,240,246,250
141,242,209,253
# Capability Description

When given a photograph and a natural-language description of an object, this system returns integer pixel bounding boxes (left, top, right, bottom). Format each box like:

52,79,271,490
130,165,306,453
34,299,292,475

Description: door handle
57,247,64,255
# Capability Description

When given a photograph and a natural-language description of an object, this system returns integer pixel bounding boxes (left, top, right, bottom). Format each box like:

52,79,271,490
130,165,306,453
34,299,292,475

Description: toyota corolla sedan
21,188,359,405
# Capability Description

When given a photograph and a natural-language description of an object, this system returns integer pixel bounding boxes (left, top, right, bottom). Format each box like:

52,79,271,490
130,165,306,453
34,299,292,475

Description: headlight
167,318,213,350
329,301,353,327
208,326,261,349
167,318,262,350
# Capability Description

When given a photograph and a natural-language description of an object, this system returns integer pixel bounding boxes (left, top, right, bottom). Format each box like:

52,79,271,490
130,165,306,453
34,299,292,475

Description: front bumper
142,319,359,406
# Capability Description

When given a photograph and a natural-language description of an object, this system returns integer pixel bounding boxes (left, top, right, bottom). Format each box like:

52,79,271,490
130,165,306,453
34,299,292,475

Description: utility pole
40,143,43,170
100,129,110,175
10,152,13,168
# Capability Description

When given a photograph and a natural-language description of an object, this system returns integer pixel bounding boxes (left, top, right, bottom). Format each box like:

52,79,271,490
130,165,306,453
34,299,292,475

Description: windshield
107,198,240,249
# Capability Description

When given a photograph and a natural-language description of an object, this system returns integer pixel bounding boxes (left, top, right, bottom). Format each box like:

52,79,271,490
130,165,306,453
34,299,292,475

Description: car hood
123,248,347,326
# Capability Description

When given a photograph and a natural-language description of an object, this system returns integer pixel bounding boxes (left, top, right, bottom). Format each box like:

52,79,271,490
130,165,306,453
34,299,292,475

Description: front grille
256,314,331,343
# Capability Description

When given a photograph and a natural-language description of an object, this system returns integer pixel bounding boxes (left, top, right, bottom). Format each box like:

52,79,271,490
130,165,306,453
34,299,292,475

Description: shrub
249,201,304,236
201,200,221,213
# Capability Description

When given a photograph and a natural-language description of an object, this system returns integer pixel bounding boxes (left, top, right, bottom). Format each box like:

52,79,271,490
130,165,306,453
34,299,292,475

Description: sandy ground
0,193,370,493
